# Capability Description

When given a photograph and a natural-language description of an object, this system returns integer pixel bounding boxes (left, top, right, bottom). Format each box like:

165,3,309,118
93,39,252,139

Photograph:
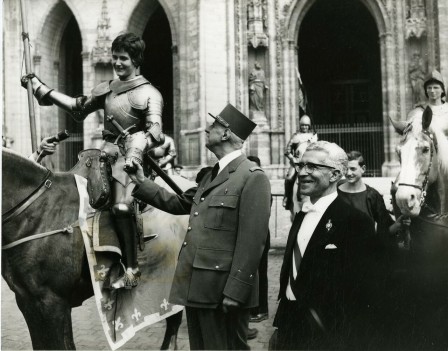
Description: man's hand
39,137,59,155
221,296,241,314
128,160,147,185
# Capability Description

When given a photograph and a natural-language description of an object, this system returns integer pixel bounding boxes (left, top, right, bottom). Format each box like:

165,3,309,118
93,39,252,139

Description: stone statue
249,62,268,111
409,52,427,105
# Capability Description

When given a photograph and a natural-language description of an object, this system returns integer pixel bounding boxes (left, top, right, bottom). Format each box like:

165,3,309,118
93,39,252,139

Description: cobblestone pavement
1,248,285,350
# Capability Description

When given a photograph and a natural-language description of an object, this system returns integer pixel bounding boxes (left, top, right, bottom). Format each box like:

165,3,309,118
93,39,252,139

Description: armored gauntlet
123,131,148,173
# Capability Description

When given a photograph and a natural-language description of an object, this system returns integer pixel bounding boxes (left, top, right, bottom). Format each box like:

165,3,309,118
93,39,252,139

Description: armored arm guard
21,74,104,120
143,86,164,142
46,92,103,122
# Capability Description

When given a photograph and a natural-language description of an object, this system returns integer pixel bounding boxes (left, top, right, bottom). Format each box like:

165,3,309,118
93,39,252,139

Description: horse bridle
398,129,437,208
2,170,53,224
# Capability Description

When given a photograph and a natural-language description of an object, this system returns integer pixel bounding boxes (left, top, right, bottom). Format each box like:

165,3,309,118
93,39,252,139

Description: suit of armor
283,132,318,214
149,135,177,174
29,74,164,289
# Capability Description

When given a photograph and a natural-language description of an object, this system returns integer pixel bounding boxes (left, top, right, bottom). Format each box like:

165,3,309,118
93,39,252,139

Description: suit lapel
306,197,341,252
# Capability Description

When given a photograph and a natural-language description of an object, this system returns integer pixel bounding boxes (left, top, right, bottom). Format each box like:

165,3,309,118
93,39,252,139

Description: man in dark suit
128,103,272,350
272,141,378,350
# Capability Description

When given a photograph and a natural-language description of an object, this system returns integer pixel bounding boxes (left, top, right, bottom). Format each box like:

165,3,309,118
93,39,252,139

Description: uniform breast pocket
205,195,239,231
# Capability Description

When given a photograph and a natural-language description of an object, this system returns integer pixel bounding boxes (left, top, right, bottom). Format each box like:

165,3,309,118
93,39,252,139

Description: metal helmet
299,115,311,126
424,70,446,98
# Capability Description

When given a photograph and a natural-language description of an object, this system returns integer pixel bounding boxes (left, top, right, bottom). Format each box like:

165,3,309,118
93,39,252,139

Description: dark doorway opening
59,16,83,171
141,6,174,137
298,0,383,175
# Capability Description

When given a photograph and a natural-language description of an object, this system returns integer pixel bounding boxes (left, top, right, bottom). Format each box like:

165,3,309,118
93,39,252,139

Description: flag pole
20,0,38,152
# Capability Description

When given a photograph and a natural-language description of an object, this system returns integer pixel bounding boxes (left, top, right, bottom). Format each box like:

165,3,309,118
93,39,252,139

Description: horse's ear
422,106,432,130
389,116,407,135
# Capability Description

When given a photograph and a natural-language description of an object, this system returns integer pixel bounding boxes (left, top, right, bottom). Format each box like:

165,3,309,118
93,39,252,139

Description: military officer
21,33,164,289
128,103,272,350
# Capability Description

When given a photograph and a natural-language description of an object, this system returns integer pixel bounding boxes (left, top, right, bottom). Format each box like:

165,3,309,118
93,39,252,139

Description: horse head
394,107,440,217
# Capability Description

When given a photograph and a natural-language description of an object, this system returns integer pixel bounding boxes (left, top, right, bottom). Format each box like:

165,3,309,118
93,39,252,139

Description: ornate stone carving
249,62,268,111
92,0,112,65
405,0,427,39
408,51,427,105
247,0,269,48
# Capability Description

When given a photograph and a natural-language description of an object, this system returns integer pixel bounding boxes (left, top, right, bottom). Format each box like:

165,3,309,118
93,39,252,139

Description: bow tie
301,201,316,213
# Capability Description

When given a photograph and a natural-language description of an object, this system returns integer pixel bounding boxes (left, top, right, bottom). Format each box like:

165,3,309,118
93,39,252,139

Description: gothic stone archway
283,0,406,176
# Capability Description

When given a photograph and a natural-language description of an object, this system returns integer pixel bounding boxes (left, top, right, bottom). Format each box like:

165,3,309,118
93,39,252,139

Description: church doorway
298,0,383,175
141,6,174,137
58,16,83,171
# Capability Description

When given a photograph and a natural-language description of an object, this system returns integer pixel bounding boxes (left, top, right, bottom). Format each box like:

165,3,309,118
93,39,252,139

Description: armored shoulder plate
249,166,264,172
91,81,112,97
128,83,163,110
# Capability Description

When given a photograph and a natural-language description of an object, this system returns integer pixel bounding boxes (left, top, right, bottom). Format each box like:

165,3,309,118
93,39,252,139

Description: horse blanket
74,175,185,350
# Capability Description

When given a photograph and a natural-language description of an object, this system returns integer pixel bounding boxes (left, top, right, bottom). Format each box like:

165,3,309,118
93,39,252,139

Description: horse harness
398,128,438,209
1,170,74,250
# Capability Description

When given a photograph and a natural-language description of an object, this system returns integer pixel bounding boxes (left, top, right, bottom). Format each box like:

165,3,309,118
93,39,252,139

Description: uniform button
200,197,205,201
194,212,199,216
187,226,192,231
183,242,187,247
220,202,224,206
215,265,220,269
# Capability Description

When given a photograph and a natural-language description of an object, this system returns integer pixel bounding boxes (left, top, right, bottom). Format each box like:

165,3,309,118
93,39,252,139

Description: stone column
381,32,401,176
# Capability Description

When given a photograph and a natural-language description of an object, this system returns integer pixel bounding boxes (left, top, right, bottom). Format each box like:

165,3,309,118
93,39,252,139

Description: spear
20,0,38,152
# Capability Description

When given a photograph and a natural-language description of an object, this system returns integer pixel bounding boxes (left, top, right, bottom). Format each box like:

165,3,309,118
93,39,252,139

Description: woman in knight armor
22,33,164,289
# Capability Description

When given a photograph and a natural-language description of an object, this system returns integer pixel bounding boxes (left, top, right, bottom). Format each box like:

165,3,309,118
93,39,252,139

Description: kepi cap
208,103,257,140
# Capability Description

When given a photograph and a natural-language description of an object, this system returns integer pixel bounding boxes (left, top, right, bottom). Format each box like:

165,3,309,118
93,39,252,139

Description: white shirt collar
217,150,243,174
301,191,338,213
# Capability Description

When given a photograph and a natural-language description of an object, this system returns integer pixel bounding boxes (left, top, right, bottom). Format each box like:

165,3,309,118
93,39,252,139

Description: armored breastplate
104,91,145,135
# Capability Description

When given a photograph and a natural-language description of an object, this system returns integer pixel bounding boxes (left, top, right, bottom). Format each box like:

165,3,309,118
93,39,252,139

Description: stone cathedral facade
3,0,448,177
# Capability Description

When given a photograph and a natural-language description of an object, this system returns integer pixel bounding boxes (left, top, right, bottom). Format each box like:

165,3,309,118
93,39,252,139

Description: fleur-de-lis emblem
103,298,114,310
132,308,141,322
160,298,169,311
96,265,109,279
326,219,333,232
113,317,123,331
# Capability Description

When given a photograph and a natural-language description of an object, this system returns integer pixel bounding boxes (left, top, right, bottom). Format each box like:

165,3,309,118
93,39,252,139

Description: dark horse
1,149,187,350
390,107,448,349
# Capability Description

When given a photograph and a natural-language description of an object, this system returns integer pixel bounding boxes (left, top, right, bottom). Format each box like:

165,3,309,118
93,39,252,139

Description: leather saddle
71,149,113,210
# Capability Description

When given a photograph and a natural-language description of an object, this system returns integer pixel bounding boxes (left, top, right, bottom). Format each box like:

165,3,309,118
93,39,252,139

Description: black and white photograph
2,0,448,349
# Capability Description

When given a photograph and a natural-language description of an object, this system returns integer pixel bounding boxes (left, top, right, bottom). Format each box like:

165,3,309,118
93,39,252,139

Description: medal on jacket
326,219,333,232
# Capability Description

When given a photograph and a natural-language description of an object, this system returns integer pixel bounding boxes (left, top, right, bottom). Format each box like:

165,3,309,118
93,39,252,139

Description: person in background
423,70,448,138
338,151,410,242
283,115,318,220
29,136,59,164
246,155,271,340
174,164,184,176
149,135,177,175
128,103,271,350
272,141,379,350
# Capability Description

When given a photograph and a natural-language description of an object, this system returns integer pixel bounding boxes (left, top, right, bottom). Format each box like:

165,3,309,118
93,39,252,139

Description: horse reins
398,129,437,208
2,170,53,224
1,170,76,250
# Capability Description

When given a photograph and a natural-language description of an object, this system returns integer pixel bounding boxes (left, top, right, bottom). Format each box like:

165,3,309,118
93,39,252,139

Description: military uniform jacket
132,155,271,308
